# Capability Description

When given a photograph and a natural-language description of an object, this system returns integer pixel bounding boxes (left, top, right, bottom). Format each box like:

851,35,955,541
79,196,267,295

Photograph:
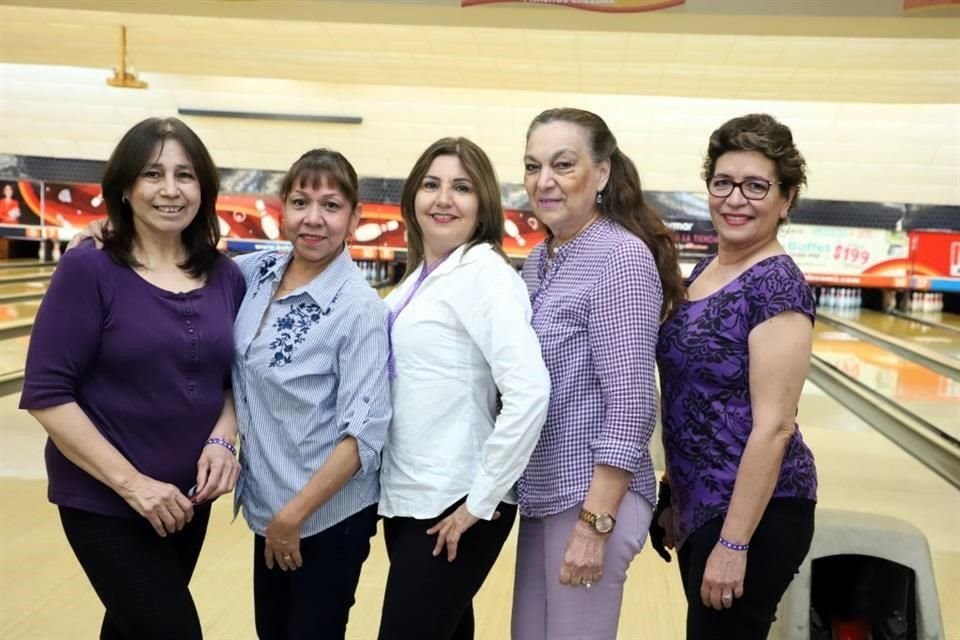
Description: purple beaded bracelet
718,536,749,552
206,437,237,456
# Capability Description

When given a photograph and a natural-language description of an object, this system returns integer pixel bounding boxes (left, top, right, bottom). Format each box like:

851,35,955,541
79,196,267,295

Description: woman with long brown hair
512,107,683,640
377,137,550,640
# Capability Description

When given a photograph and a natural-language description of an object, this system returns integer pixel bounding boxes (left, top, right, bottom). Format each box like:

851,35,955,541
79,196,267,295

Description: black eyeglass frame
706,176,782,201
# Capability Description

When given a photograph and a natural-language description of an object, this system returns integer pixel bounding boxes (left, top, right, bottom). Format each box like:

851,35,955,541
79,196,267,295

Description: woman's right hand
116,472,194,537
65,218,109,251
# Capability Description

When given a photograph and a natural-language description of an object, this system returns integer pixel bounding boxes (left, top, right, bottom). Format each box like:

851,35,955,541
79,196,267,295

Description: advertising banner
903,0,960,10
462,0,684,13
779,224,910,287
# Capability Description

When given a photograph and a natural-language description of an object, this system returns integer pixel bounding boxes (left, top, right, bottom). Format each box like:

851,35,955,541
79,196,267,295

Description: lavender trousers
511,491,652,640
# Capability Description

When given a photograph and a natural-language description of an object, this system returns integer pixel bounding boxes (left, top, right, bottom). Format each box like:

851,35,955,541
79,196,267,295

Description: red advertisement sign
903,0,960,10
462,0,684,13
909,230,960,278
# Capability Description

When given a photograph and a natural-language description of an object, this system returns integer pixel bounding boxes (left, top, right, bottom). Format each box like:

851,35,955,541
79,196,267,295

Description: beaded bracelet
206,437,237,456
718,536,749,552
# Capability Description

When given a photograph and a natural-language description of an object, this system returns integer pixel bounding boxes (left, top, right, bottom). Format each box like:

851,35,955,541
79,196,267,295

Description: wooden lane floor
0,281,48,304
846,309,960,361
0,267,54,285
0,300,40,339
0,259,50,270
1,376,957,638
813,323,960,441
0,335,28,395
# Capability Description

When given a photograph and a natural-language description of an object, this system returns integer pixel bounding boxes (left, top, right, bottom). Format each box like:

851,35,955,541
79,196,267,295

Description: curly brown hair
702,113,807,216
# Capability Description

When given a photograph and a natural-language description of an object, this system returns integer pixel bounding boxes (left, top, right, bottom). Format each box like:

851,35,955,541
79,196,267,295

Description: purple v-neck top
20,243,246,518
656,254,818,548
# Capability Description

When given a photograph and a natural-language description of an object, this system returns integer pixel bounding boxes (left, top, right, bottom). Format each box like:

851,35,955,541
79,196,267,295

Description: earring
121,195,128,204
595,192,603,205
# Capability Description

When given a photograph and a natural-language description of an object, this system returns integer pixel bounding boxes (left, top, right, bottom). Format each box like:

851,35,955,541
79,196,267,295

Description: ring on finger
721,592,733,602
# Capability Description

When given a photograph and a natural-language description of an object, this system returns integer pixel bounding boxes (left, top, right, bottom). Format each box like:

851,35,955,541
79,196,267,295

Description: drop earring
595,192,603,205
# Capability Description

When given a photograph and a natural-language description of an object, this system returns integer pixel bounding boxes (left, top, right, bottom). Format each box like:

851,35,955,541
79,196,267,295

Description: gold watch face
595,514,614,534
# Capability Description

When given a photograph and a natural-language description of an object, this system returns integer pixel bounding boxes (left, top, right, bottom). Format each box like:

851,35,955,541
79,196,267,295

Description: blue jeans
253,503,378,640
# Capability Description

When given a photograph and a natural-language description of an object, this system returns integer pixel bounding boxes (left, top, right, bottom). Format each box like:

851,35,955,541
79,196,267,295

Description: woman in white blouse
377,137,551,640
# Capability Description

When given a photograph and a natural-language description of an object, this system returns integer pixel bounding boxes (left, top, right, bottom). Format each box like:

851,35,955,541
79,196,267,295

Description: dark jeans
678,498,816,640
253,504,378,640
378,498,518,640
58,503,211,640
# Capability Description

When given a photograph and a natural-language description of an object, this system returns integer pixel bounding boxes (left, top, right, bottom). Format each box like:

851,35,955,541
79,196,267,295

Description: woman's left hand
559,520,607,588
700,543,747,610
264,509,303,571
427,504,496,562
192,441,240,504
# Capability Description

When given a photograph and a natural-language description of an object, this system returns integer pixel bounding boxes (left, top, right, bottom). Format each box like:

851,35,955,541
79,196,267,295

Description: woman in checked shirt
511,108,684,640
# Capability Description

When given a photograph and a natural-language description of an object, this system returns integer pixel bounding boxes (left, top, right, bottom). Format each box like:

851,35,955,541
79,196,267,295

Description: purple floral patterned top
656,253,818,548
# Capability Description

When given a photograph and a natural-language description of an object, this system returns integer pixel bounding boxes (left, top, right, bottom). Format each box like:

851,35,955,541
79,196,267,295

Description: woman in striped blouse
231,149,392,640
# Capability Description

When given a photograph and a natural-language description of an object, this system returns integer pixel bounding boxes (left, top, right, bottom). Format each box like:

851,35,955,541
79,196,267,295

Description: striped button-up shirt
519,217,662,518
232,248,391,537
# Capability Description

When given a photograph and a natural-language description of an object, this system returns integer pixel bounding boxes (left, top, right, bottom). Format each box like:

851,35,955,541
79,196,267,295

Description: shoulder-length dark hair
527,108,684,320
101,117,221,278
400,137,507,273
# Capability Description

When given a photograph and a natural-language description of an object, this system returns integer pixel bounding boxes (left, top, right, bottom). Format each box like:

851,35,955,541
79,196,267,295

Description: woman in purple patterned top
655,114,818,639
512,108,684,640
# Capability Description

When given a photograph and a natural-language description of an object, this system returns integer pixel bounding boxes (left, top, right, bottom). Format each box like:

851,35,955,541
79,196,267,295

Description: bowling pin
260,214,281,240
354,220,400,243
504,219,526,247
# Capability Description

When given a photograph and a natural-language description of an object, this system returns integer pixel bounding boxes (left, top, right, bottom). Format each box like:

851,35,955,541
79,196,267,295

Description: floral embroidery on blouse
253,253,280,296
268,294,340,367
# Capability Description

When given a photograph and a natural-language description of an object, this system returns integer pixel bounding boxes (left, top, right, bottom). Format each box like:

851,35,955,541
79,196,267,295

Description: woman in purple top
20,118,245,640
512,108,684,640
654,113,818,639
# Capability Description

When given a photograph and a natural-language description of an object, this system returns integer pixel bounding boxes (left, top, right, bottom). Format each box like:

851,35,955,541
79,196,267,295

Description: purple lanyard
387,251,453,379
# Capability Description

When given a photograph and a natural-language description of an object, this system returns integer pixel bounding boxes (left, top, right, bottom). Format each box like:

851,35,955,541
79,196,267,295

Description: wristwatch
579,508,616,534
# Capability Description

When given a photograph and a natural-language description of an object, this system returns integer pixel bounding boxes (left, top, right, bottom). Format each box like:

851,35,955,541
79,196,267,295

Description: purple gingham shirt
518,217,662,518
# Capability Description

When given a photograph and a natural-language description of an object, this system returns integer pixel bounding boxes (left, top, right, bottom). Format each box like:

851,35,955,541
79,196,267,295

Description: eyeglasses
707,176,781,200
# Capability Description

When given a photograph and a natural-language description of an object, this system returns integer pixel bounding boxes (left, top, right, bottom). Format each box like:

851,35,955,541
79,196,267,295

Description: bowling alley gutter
808,357,960,491
816,311,960,383
891,310,960,336
0,369,24,398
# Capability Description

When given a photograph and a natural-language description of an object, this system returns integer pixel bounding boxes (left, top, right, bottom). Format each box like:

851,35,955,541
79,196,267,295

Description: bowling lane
0,300,41,334
907,311,960,332
795,381,960,639
0,267,54,284
841,308,960,361
813,323,960,441
0,259,45,270
0,335,28,380
0,280,48,303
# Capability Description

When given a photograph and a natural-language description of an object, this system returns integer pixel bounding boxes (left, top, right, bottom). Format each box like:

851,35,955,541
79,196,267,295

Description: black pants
253,504,378,640
678,498,815,640
58,503,211,640
378,498,518,640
